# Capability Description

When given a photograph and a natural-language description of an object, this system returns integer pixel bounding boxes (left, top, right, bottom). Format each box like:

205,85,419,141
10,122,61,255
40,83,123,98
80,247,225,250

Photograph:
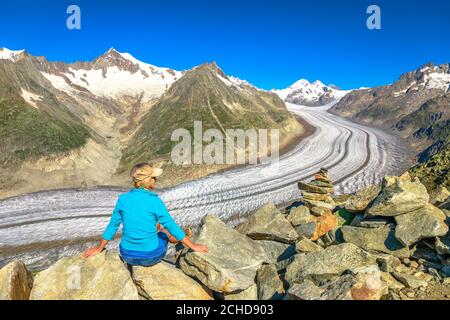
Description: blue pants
119,232,169,267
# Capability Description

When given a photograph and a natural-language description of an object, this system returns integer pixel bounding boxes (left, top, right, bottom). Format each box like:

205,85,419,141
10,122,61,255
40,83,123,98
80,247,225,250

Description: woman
83,163,208,266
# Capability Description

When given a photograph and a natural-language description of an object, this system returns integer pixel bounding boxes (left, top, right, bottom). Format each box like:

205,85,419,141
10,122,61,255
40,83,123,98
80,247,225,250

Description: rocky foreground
1,170,450,300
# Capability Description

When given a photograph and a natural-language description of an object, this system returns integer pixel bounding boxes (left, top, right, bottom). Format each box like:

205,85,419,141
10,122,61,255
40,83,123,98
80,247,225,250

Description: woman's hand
82,246,104,258
190,243,209,253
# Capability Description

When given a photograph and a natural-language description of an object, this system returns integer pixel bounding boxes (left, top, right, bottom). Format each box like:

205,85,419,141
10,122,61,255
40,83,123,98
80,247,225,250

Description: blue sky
0,0,449,90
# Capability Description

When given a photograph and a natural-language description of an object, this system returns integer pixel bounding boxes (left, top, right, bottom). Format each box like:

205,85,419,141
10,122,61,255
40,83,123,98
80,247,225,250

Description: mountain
0,48,305,198
330,62,450,191
274,79,350,106
120,62,304,177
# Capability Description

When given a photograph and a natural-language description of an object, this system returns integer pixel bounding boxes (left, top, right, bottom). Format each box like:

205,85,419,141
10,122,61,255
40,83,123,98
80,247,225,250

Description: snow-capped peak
0,47,25,62
274,78,351,107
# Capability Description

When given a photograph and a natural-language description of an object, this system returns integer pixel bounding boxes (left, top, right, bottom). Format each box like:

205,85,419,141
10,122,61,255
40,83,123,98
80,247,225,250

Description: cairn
297,168,336,213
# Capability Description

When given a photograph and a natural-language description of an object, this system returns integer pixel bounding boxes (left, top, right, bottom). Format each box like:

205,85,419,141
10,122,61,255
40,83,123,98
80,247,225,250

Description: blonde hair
130,163,152,188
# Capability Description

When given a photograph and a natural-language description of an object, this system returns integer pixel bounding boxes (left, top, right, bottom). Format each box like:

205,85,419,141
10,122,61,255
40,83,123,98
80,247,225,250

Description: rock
392,272,428,289
0,261,32,300
427,268,442,281
224,284,258,300
441,266,450,277
285,243,376,284
332,194,352,206
284,280,324,300
395,204,449,246
286,206,314,226
341,226,411,258
302,191,333,202
366,174,429,217
295,237,323,253
310,206,332,217
30,251,139,300
298,182,333,194
256,240,295,264
319,274,356,300
311,212,338,241
350,214,394,229
376,255,402,273
380,272,405,290
132,262,212,300
275,256,295,274
347,266,388,300
256,264,284,300
345,185,381,213
302,198,337,211
236,203,298,243
430,186,450,205
294,221,317,239
180,214,267,293
309,180,334,189
435,236,450,255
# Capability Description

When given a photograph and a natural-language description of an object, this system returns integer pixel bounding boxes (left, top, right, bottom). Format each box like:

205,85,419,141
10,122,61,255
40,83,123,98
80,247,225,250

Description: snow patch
0,48,25,62
21,88,43,109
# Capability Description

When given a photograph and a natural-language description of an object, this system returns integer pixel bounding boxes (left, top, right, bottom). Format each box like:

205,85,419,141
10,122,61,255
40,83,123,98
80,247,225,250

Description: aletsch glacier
0,102,413,270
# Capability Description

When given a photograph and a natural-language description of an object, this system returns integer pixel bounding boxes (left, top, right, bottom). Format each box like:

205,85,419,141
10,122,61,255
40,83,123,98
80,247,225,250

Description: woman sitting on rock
83,163,208,266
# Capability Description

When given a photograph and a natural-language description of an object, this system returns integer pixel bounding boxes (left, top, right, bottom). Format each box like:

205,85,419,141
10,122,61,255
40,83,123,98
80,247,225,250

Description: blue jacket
102,188,186,252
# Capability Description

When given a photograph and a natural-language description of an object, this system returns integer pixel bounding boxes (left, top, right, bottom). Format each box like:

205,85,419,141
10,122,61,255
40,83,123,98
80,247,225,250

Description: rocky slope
0,48,304,198
330,63,450,191
1,170,449,300
274,79,350,106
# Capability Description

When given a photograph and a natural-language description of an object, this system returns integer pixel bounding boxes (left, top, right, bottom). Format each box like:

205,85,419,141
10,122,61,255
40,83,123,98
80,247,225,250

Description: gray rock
132,262,213,300
395,204,449,246
0,260,32,300
345,184,381,213
376,255,401,273
294,221,317,239
295,237,323,253
256,240,295,263
256,264,284,300
435,236,450,256
429,186,450,205
341,226,411,258
392,272,428,289
30,251,139,300
286,206,314,226
302,198,337,211
350,214,393,229
236,203,298,243
380,271,405,290
224,284,258,300
310,206,331,217
284,280,324,300
366,174,429,217
180,214,267,293
285,243,376,284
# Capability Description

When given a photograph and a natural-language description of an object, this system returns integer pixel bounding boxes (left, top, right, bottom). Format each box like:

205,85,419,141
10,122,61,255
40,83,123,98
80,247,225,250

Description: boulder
298,182,333,194
345,185,381,213
0,261,32,300
285,243,376,284
294,221,317,239
392,272,428,289
366,174,429,217
311,212,338,241
394,204,449,246
435,236,450,255
284,280,324,300
295,237,323,253
256,264,284,300
224,284,258,300
429,186,450,205
180,214,267,293
311,206,332,217
350,214,393,229
376,255,402,273
30,251,139,300
132,262,213,300
286,206,314,226
256,240,295,264
236,203,298,243
380,272,405,290
340,226,411,258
